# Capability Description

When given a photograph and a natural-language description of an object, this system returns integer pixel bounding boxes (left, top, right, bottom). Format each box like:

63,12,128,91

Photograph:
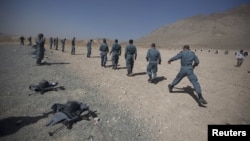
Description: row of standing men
27,34,208,106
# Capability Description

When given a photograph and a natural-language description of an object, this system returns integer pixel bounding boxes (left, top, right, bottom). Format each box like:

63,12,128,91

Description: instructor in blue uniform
146,43,161,83
168,45,207,105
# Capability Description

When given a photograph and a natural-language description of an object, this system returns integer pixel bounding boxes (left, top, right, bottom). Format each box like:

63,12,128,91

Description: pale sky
0,0,249,41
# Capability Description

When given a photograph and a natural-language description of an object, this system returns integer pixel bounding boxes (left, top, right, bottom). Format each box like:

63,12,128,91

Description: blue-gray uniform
125,42,137,76
87,40,92,57
20,36,25,46
71,37,76,55
49,37,53,49
110,42,121,69
28,36,32,46
99,41,109,67
55,37,59,50
168,45,207,105
61,39,66,52
146,45,161,81
36,33,45,65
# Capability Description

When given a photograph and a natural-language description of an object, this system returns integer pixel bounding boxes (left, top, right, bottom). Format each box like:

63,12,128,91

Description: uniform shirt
125,44,137,59
110,43,121,55
87,41,92,49
146,48,161,63
169,49,199,68
72,39,75,46
61,39,66,45
99,43,109,53
36,38,45,51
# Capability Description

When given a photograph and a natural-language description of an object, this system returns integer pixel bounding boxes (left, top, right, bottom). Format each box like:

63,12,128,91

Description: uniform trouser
56,45,58,50
62,45,65,52
171,67,202,95
126,56,134,74
101,52,108,66
50,44,52,49
237,58,243,67
87,48,91,57
36,50,44,64
112,54,119,68
147,62,158,79
71,46,75,55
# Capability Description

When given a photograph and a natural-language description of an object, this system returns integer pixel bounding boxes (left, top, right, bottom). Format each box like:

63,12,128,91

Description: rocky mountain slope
137,4,250,49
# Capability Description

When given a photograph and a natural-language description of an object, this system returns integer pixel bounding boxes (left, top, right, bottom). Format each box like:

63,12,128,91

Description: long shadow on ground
171,86,207,107
0,111,53,137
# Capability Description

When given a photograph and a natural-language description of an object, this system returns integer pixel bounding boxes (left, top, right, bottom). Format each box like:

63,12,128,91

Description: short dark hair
151,43,156,47
103,38,106,43
129,39,133,44
115,39,118,43
183,45,190,49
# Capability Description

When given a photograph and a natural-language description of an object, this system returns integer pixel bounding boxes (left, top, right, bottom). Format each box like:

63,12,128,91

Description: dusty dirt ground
0,43,250,141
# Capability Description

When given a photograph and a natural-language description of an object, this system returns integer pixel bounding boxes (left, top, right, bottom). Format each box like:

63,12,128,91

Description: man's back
147,48,160,62
100,43,109,52
126,45,136,55
171,50,199,67
112,43,121,54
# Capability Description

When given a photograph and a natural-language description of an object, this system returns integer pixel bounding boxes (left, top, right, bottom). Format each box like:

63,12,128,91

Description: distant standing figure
28,36,32,46
125,39,137,76
235,49,244,67
87,39,92,57
61,38,66,52
55,37,59,50
167,45,207,105
20,36,25,46
36,33,46,65
54,38,56,48
49,37,53,49
110,39,121,69
99,39,109,67
224,50,229,55
243,51,248,57
146,43,161,83
71,37,76,55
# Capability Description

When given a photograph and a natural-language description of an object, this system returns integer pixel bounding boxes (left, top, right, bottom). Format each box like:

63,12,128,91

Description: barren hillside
137,4,250,49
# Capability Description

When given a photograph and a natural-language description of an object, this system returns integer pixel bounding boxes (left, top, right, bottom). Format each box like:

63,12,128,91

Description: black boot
168,84,173,93
198,95,207,104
